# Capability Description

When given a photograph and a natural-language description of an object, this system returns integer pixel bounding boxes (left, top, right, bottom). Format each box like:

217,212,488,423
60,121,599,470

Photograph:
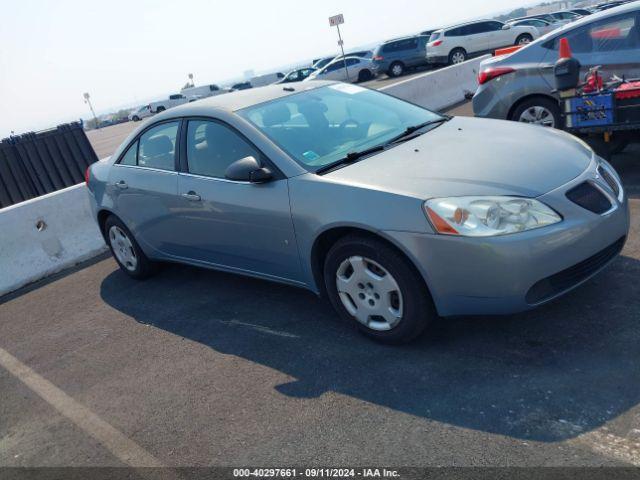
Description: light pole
83,92,99,129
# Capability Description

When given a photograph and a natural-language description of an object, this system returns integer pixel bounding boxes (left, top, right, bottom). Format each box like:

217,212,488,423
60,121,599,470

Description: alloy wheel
451,52,466,64
518,106,555,127
335,256,403,331
109,226,138,271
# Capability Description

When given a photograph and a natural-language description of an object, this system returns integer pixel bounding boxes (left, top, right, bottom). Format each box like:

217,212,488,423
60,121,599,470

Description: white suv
426,19,539,65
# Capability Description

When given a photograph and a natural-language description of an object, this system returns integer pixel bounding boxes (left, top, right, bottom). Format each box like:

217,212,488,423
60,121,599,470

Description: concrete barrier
0,183,106,297
380,55,490,112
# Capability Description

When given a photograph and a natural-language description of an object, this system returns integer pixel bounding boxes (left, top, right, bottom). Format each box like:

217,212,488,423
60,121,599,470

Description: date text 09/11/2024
232,468,400,478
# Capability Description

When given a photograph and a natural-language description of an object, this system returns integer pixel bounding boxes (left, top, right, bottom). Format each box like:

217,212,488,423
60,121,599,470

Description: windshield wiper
315,116,450,175
315,144,386,174
386,116,450,145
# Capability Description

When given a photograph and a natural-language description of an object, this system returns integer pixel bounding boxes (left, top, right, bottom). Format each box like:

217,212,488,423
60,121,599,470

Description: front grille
525,236,625,304
597,165,620,198
566,181,612,214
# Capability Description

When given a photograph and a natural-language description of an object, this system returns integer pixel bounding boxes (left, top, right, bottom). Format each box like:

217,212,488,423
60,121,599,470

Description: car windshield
238,84,443,171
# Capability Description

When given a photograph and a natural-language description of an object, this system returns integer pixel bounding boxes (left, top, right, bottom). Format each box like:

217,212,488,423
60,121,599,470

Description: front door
173,119,302,283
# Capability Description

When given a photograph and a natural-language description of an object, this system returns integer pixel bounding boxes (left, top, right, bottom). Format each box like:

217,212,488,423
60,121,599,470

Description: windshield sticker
328,84,366,95
302,150,320,162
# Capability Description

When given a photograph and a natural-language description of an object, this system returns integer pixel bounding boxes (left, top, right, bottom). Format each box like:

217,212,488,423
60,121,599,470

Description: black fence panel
0,122,98,209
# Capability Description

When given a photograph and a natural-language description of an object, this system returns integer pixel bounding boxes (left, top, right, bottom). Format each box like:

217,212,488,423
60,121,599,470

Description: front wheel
323,235,435,344
357,69,373,82
515,34,533,46
105,215,157,279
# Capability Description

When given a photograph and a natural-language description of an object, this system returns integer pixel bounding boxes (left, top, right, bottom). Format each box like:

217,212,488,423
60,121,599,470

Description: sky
0,0,535,137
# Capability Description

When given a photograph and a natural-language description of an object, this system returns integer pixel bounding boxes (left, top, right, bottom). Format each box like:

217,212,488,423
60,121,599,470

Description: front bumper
385,158,630,317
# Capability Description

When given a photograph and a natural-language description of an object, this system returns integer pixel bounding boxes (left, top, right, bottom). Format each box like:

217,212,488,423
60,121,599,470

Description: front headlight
424,196,561,237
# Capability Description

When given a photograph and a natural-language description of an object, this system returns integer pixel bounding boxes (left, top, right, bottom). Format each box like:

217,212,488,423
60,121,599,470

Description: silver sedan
86,81,628,343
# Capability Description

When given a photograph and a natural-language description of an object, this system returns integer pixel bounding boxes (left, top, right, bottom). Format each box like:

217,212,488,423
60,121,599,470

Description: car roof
152,81,336,116
383,34,427,43
434,18,498,32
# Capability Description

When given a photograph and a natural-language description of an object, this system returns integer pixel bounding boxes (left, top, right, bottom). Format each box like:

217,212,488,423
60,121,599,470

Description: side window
119,141,138,166
553,12,639,53
486,21,504,31
138,122,179,171
345,58,360,66
186,120,261,179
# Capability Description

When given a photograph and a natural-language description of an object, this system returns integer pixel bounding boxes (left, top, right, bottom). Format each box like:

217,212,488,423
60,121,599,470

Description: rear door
173,118,302,282
108,121,181,256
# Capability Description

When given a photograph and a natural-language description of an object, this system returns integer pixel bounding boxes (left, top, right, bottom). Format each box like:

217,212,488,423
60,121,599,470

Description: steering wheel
339,118,361,132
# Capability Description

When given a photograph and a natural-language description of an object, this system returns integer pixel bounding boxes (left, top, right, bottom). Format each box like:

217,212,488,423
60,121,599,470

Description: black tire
323,235,435,344
156,106,165,113
132,115,140,122
448,48,467,65
357,69,373,82
104,215,157,279
388,61,405,78
511,96,562,129
515,33,533,46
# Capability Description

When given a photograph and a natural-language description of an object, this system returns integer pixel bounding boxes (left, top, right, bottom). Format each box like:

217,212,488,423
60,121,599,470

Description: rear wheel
388,61,405,77
132,115,140,122
515,33,533,46
324,235,435,344
448,48,467,65
104,215,157,279
156,106,165,113
358,69,373,82
511,97,561,128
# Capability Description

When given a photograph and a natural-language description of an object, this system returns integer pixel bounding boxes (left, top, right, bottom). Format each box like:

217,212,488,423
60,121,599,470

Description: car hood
325,117,593,198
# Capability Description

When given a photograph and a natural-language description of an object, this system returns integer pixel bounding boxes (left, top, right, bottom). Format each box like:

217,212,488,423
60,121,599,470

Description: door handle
181,191,201,201
115,180,128,189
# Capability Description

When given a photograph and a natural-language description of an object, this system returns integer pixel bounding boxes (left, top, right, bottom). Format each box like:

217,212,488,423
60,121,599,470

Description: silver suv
473,3,640,127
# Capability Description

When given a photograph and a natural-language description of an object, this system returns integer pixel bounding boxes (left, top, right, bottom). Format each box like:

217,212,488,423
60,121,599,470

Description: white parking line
0,346,164,467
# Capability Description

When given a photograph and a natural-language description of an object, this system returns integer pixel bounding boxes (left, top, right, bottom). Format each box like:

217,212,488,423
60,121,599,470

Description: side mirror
225,156,273,183
502,24,511,30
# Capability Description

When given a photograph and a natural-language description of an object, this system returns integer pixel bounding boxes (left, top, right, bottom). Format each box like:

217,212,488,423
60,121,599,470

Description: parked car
546,10,583,22
507,18,559,36
473,2,640,128
569,8,594,16
372,35,430,77
149,94,190,114
420,29,439,41
250,72,285,87
426,20,539,65
87,81,628,344
336,50,373,59
305,56,375,83
510,14,572,28
230,82,252,91
128,105,152,122
279,68,317,83
312,56,336,70
181,84,228,99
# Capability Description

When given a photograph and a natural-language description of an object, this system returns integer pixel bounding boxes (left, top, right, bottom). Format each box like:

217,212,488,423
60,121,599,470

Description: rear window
547,12,639,53
429,31,442,42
